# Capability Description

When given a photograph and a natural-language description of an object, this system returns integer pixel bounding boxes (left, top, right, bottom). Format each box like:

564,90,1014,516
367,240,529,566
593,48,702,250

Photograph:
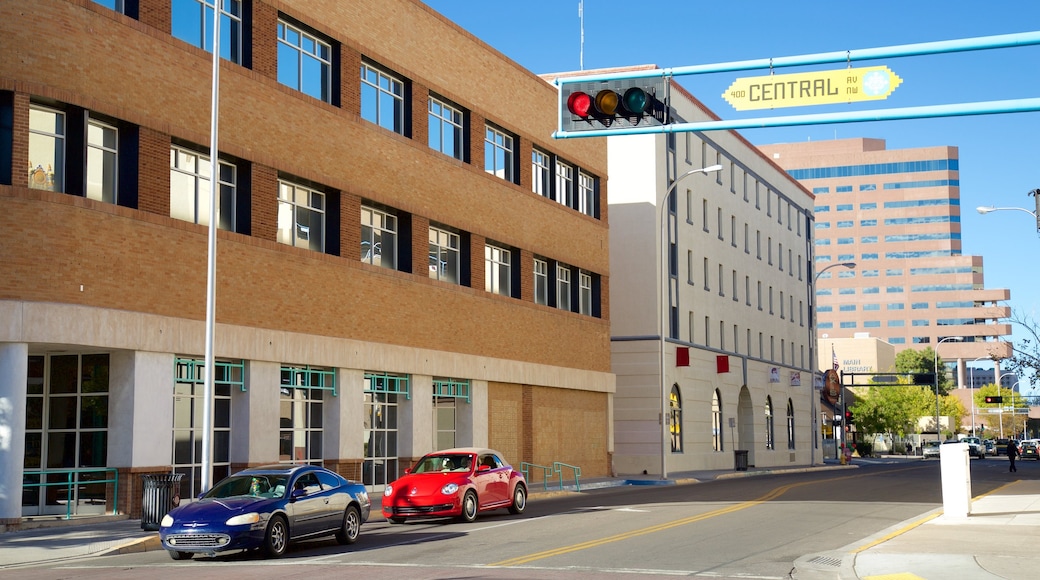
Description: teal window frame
433,377,470,403
365,371,410,400
282,365,336,396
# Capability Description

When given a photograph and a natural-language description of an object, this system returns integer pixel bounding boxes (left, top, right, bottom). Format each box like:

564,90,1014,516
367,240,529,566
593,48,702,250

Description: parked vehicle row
158,448,527,562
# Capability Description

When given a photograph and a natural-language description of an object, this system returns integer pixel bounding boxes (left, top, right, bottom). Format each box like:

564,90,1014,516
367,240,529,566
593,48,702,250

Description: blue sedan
160,464,370,560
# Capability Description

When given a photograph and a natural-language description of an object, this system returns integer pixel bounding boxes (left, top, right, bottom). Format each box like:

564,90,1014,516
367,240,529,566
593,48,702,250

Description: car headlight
383,485,393,497
160,514,174,528
441,483,459,495
225,512,260,526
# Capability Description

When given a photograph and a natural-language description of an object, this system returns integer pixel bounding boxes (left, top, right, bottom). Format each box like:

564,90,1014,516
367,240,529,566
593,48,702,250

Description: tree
894,347,954,395
975,382,1029,437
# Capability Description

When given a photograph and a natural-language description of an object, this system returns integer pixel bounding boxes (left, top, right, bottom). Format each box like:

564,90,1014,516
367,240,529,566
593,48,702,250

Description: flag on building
832,345,839,370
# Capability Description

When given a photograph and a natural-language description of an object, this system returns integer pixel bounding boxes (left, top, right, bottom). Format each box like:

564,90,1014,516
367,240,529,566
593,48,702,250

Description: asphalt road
6,457,1020,580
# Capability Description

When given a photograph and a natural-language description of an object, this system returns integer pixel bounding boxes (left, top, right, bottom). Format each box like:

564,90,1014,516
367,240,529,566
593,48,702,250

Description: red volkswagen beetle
382,447,527,523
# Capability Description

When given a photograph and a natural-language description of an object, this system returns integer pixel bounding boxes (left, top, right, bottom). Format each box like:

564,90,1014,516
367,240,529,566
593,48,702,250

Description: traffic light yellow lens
594,90,619,115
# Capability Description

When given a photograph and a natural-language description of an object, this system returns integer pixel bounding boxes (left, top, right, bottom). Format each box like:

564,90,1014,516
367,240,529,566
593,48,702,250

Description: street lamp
969,357,989,436
933,336,963,442
659,164,722,479
977,190,1040,231
809,261,856,466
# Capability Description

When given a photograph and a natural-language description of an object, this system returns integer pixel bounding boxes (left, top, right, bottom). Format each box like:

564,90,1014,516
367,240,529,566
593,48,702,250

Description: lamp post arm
658,164,722,479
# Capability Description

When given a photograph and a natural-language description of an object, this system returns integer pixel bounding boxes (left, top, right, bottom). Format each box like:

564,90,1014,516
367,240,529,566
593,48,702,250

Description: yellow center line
491,470,874,567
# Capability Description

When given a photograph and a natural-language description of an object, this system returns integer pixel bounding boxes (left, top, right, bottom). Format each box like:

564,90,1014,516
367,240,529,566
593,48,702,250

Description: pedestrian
1008,440,1019,473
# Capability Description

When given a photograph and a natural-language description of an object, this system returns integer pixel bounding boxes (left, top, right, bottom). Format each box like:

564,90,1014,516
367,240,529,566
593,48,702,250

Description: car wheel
508,484,527,515
336,505,362,545
388,516,406,524
168,550,192,561
262,515,289,558
459,490,478,523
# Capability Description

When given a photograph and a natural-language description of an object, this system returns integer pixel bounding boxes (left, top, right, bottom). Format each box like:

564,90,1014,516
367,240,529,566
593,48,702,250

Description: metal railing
519,462,555,491
22,468,120,520
553,462,582,492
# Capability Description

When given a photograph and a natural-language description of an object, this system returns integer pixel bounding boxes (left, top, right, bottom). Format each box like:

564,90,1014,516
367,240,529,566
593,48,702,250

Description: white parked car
959,436,986,459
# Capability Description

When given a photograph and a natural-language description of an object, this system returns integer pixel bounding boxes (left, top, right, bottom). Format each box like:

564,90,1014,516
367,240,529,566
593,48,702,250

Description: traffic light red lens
622,87,650,114
594,89,619,115
566,92,592,117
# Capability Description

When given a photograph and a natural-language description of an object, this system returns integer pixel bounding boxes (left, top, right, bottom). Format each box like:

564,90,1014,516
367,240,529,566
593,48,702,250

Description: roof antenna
579,1,584,70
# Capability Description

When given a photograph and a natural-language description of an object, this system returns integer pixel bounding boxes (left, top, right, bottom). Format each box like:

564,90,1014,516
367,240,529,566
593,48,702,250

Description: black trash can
141,473,184,531
734,450,749,471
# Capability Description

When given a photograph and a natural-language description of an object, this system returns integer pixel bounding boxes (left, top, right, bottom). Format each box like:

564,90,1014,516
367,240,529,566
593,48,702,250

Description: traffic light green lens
622,87,649,114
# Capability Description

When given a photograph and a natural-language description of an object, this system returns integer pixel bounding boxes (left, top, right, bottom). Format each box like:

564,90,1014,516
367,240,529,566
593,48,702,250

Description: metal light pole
933,337,963,442
968,357,987,436
659,164,722,479
809,261,855,466
201,4,223,492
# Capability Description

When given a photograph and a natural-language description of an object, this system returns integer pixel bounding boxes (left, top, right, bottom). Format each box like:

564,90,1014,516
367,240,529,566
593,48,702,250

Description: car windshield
924,441,941,448
204,474,289,499
412,454,472,474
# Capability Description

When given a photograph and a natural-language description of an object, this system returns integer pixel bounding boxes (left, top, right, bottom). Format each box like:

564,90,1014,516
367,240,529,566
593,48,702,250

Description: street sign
722,66,902,111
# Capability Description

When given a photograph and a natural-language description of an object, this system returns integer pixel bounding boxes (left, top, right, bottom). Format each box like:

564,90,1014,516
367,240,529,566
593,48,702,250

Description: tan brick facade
0,0,615,523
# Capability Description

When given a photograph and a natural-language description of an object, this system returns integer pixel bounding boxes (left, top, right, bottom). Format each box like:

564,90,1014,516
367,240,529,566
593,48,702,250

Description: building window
361,62,405,134
277,19,331,103
532,149,552,198
555,160,574,207
670,385,683,453
278,180,325,251
174,358,241,499
765,396,775,450
22,354,110,517
433,379,469,450
485,125,516,183
787,399,796,449
364,373,409,488
579,270,593,315
485,243,512,297
28,106,65,192
280,366,333,465
712,389,723,452
92,0,125,12
86,118,118,204
361,205,397,270
534,258,549,305
428,96,464,160
556,264,572,311
172,0,243,64
170,146,237,231
578,171,597,217
429,226,460,284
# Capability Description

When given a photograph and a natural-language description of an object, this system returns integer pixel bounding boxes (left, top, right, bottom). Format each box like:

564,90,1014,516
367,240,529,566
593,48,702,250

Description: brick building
0,0,613,527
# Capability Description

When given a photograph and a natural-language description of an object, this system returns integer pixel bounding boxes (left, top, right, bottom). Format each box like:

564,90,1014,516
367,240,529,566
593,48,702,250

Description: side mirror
290,488,306,501
478,464,491,472
403,468,412,475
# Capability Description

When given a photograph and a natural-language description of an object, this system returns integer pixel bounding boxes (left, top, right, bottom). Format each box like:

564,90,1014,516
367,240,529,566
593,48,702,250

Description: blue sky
424,0,1040,394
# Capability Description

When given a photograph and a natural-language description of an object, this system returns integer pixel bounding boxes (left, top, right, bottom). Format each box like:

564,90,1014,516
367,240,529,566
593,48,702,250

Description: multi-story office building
0,0,614,528
569,66,818,473
760,138,1012,383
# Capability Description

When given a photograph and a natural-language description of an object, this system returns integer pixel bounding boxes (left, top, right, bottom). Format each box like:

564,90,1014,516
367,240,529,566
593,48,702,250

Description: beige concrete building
760,138,1012,387
568,66,818,474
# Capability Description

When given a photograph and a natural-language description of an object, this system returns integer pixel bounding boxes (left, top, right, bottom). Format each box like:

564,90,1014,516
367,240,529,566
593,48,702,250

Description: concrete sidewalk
3,461,1038,579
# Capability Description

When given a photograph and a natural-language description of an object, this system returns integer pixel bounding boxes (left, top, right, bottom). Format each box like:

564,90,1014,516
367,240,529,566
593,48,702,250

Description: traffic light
560,77,669,133
984,395,1003,404
1030,188,1040,231
845,409,854,425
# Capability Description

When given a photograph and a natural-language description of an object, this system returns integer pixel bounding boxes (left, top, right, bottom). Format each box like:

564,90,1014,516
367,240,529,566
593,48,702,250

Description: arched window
669,385,683,453
765,396,775,450
787,398,796,449
712,389,723,452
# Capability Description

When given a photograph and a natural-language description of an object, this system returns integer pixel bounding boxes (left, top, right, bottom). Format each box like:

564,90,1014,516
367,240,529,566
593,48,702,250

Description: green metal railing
520,462,554,491
553,462,582,492
22,467,120,520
